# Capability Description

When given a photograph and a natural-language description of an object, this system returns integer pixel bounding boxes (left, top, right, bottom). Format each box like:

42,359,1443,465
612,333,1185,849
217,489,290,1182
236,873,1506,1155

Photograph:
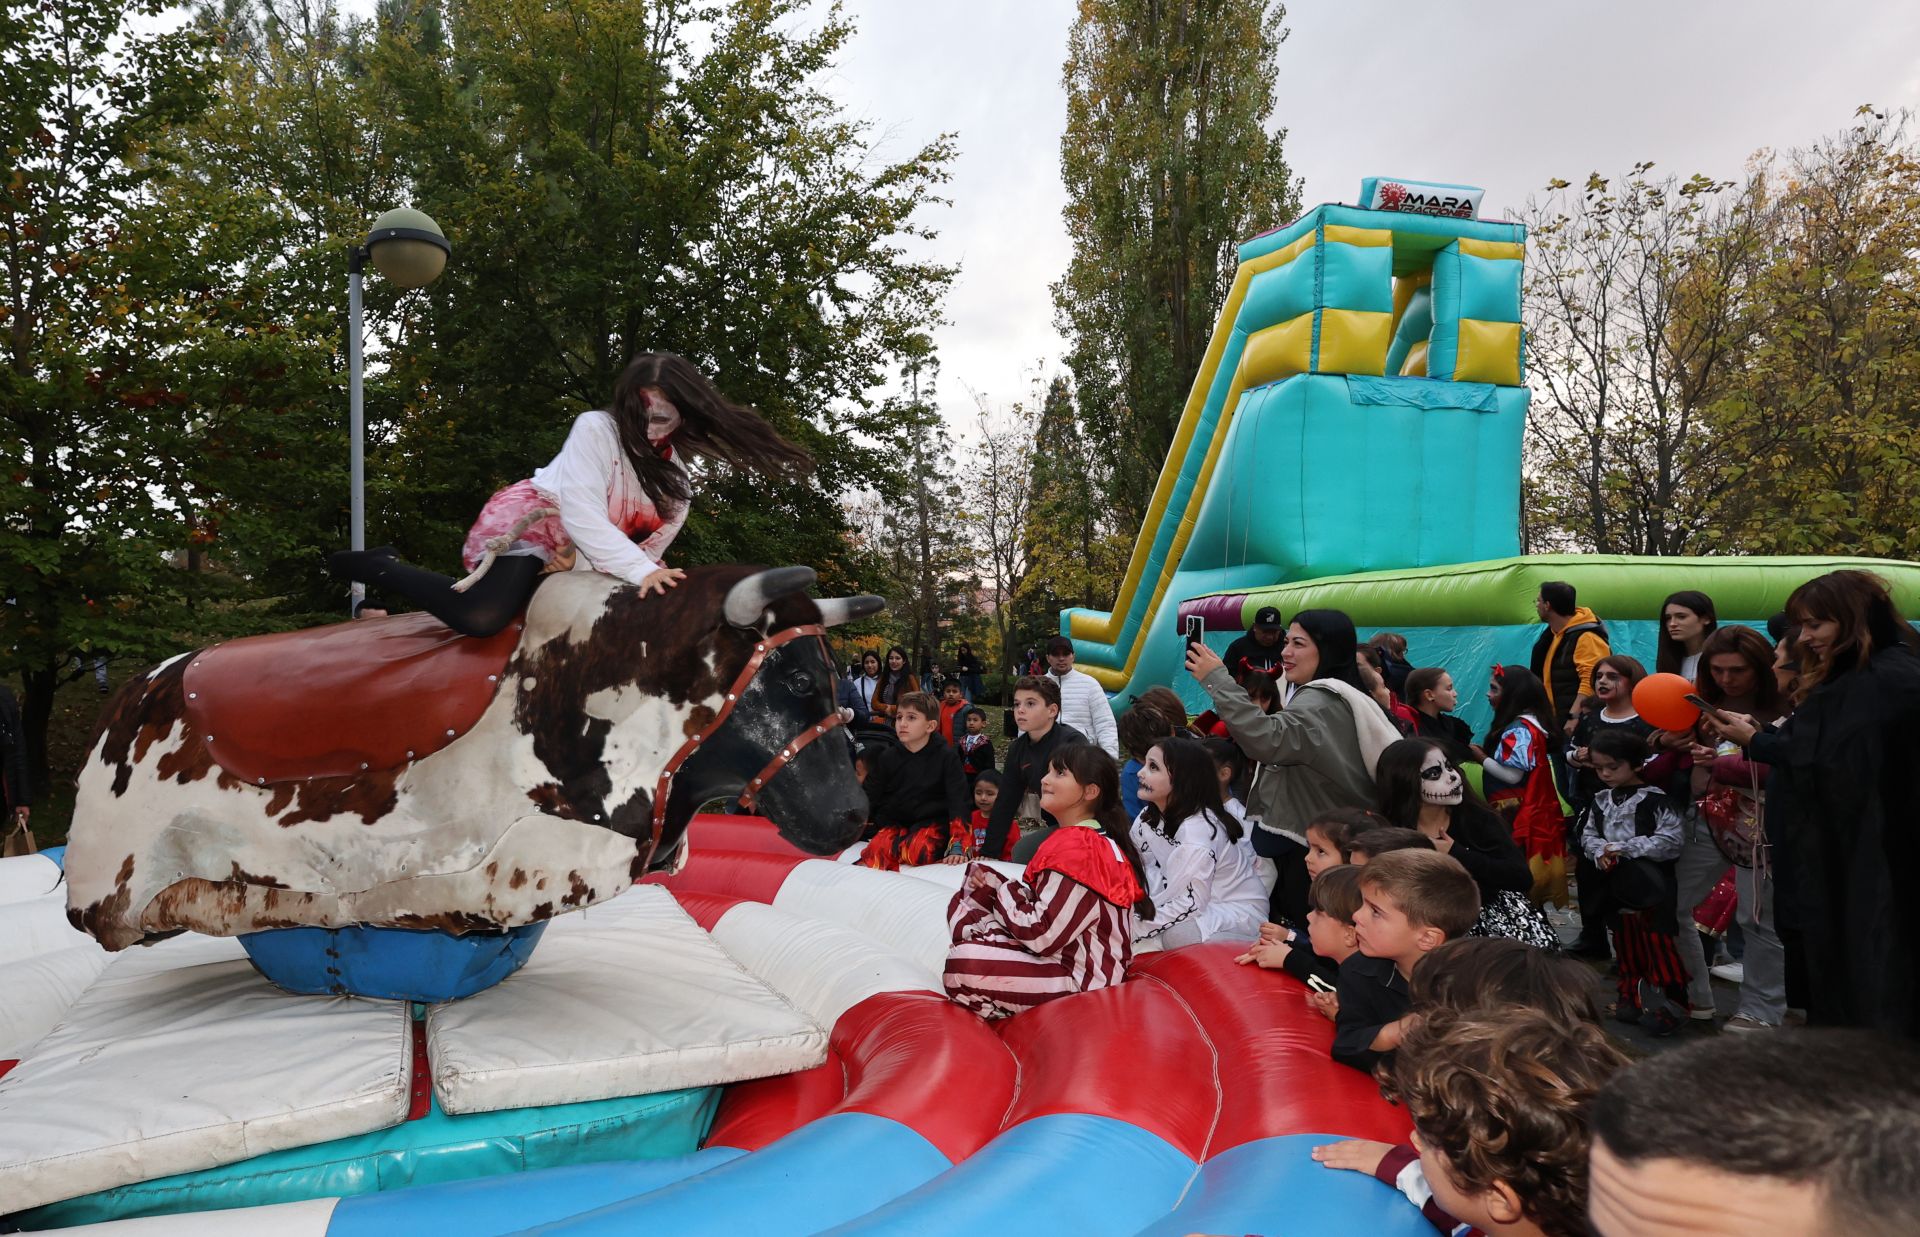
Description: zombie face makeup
1419,748,1464,806
641,387,682,444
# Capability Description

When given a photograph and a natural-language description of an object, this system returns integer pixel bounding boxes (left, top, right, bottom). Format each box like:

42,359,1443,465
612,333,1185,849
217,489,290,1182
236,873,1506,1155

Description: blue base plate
239,921,549,1002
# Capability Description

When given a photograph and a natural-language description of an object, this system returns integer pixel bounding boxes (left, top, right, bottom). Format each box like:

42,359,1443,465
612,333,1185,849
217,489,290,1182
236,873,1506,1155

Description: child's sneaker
1639,981,1687,1038
1723,1015,1777,1033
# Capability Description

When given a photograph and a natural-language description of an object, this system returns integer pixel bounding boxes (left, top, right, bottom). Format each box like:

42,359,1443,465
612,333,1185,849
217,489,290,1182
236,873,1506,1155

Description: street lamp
347,207,450,611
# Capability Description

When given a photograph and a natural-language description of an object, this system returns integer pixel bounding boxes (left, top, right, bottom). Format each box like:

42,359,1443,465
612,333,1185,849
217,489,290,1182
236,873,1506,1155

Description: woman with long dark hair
1712,572,1920,1035
1183,609,1394,834
1374,738,1552,949
329,353,812,636
1129,736,1268,948
1481,665,1568,908
1655,590,1718,680
871,645,920,726
1185,609,1399,932
1672,624,1787,1029
944,744,1153,1019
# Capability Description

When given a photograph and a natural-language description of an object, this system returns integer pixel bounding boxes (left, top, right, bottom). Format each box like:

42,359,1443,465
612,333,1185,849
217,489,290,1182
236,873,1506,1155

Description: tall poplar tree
1053,0,1301,521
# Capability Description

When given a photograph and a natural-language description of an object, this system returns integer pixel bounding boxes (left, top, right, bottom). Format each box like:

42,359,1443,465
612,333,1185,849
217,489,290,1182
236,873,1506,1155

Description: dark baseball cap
1253,606,1284,631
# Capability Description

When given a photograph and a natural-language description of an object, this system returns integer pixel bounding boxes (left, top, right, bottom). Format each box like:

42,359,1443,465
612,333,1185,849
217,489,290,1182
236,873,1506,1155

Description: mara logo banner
1364,179,1483,219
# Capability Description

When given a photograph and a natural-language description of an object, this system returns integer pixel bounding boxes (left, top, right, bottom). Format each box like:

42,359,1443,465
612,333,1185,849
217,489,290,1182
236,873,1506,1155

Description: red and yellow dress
943,826,1141,1020
1486,714,1568,907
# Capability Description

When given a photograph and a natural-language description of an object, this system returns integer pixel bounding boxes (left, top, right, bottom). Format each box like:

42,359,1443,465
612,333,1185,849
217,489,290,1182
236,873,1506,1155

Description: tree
963,387,1037,687
366,0,958,595
1706,110,1920,557
1053,0,1301,522
0,0,224,783
850,348,974,669
1522,164,1781,554
1522,112,1920,560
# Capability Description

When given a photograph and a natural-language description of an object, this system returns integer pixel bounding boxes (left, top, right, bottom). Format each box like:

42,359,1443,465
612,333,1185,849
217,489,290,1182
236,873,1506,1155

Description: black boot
327,549,542,638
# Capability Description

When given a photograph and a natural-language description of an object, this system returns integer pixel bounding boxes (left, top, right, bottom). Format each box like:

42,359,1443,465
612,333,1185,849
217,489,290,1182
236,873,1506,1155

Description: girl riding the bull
329,353,814,637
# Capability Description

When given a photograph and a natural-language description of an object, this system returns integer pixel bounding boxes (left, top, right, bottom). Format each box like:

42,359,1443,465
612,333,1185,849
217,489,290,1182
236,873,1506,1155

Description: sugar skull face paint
1420,747,1463,806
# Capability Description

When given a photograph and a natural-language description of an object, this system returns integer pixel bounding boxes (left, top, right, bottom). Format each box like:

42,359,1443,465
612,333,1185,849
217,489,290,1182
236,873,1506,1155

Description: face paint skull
641,387,682,445
1419,748,1464,806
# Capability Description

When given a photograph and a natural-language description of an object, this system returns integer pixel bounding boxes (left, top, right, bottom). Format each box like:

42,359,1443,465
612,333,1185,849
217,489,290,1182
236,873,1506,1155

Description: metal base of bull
238,921,550,1002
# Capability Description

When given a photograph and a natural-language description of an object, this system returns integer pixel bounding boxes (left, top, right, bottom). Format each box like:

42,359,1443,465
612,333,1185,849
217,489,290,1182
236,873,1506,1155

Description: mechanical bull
65,565,879,951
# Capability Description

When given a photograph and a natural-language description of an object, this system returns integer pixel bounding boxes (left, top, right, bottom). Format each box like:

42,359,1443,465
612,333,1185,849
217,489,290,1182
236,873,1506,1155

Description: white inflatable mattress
425,884,827,1115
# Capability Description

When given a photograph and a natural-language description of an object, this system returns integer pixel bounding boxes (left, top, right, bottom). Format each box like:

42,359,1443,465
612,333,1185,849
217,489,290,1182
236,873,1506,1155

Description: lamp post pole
347,245,370,613
342,208,449,617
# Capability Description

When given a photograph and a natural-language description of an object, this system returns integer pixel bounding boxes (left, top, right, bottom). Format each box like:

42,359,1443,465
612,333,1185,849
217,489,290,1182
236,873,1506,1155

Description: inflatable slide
1061,177,1920,729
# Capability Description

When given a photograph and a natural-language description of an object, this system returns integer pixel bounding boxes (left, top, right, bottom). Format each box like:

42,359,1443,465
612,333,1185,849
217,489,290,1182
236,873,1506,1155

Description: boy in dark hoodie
956,705,996,782
858,692,972,871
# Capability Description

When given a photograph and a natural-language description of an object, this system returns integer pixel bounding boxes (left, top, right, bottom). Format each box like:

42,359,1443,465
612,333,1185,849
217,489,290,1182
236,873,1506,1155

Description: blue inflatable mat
14,1083,717,1229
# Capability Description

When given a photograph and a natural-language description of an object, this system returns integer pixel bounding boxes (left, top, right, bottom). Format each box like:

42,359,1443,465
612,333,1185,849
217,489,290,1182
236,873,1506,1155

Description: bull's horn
723,566,818,628
815,594,887,628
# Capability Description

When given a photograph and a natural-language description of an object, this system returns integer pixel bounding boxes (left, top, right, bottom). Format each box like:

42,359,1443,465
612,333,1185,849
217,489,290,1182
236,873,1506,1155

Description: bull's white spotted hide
63,571,714,948
426,883,826,1114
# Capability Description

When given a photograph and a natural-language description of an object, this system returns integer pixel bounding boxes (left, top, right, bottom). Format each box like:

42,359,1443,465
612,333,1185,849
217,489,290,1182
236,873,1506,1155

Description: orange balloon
1633,672,1700,732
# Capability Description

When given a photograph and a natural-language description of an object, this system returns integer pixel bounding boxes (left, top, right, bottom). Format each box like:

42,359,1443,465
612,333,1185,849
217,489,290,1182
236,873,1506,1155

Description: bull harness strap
646,623,844,865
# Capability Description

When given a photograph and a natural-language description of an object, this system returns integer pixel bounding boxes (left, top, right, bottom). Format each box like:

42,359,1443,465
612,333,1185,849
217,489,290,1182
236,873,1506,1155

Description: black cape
1753,644,1920,1037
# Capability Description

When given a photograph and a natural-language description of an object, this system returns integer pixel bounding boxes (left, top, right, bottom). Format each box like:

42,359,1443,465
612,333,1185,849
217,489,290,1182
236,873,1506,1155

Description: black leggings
328,548,543,637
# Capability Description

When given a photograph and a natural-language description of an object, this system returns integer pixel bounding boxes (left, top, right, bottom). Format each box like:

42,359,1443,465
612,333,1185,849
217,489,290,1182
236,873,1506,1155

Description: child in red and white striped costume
944,744,1155,1020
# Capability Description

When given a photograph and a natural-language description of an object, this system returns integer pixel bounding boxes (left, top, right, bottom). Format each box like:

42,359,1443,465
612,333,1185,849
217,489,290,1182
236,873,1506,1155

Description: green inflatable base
14,1083,718,1229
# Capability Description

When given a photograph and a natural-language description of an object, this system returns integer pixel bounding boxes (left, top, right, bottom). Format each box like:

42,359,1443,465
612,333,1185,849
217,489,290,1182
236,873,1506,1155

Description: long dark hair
1696,625,1783,722
1786,569,1920,702
1482,665,1554,749
1292,609,1367,691
1655,590,1718,676
1373,738,1500,833
1048,743,1155,917
876,644,915,701
608,353,815,514
1140,736,1243,844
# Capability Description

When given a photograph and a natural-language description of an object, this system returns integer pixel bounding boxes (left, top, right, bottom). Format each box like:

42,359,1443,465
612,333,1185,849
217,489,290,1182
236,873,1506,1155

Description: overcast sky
819,0,1920,435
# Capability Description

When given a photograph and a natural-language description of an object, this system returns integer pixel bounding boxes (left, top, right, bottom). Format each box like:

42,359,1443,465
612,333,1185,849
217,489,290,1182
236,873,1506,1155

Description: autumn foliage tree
1522,109,1920,560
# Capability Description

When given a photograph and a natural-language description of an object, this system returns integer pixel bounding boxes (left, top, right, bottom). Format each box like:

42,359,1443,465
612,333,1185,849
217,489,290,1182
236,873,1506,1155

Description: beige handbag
3,812,37,858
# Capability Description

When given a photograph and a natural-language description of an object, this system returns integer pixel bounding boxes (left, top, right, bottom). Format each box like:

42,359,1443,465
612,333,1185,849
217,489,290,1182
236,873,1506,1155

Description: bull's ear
815,594,887,628
723,566,818,629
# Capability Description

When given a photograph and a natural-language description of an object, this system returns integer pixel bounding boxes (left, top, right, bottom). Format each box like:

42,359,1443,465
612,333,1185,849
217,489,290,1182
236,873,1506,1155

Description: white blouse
1129,809,1268,946
528,410,688,585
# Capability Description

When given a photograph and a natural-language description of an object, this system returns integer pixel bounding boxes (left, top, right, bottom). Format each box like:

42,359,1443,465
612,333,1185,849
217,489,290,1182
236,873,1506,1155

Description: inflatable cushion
770,861,953,976
16,1080,716,1229
425,885,825,1114
183,611,522,784
0,933,412,1213
0,944,111,1058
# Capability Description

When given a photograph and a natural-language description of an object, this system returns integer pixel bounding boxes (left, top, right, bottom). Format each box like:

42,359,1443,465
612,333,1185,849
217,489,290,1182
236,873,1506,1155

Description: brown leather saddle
183,612,524,785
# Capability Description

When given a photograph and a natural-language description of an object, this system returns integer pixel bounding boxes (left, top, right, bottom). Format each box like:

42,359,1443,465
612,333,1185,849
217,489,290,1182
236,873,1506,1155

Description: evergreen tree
1053,0,1301,521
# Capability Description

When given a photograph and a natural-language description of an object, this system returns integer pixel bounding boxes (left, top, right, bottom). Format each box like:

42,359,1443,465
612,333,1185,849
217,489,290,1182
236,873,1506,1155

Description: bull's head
663,566,881,855
510,564,881,870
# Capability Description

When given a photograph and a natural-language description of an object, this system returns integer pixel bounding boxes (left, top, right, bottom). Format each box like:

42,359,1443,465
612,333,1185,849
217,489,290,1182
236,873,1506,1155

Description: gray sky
822,0,1920,433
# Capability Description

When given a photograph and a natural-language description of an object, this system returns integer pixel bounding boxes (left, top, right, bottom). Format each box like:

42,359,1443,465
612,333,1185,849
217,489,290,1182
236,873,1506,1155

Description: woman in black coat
1714,570,1920,1037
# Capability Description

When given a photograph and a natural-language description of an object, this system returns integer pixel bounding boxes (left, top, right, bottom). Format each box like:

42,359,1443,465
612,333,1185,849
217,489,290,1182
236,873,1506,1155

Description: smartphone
1184,614,1204,650
1683,692,1732,722
1306,973,1337,994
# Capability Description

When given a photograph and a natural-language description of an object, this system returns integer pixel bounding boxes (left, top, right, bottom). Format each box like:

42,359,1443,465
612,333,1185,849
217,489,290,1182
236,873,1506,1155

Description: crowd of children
832,566,1920,1232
